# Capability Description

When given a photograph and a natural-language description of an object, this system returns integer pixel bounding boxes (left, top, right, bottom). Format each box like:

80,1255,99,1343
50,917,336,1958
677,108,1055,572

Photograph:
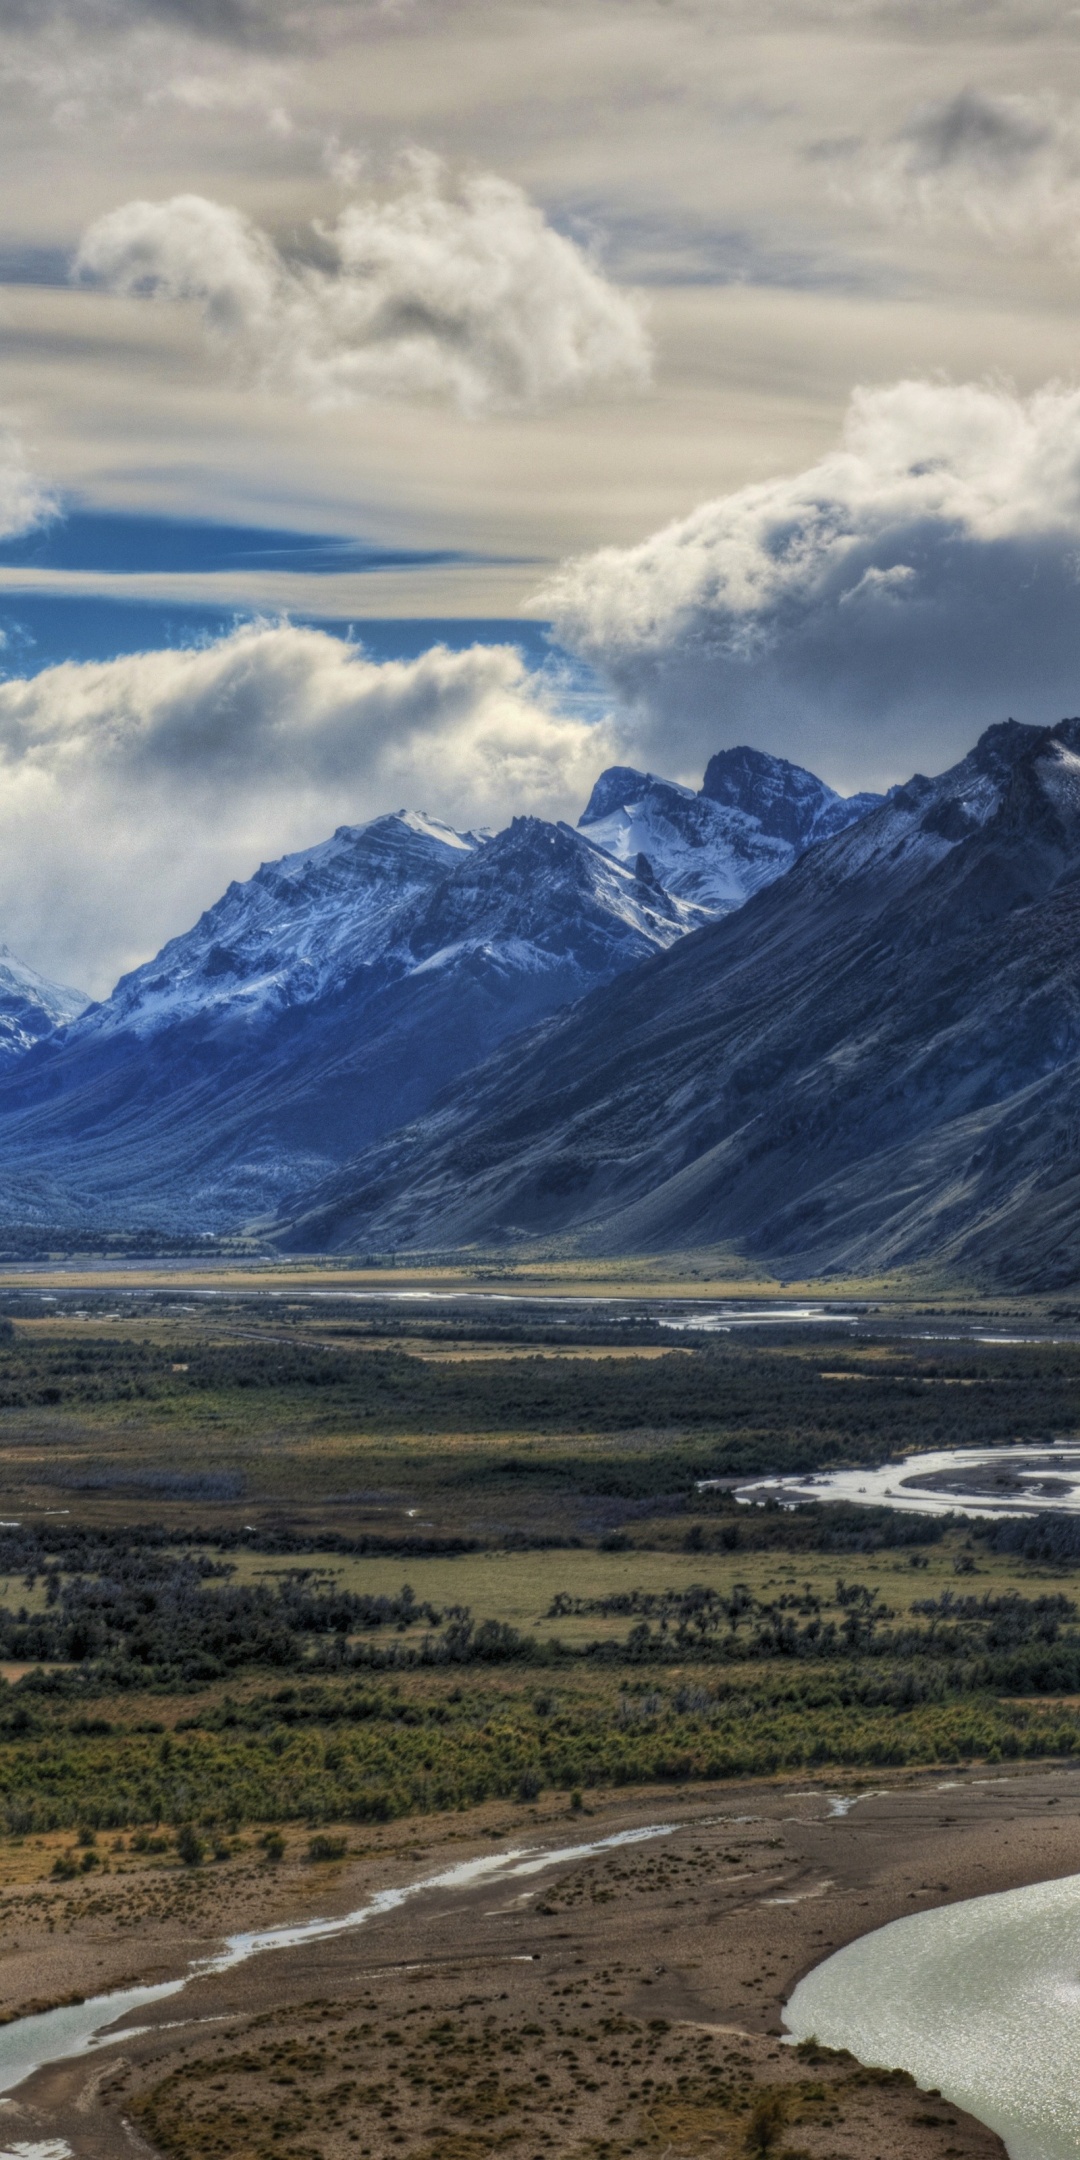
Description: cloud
0,0,302,137
0,431,54,541
855,89,1080,245
562,202,873,293
75,160,651,416
129,0,289,37
0,0,293,42
0,622,613,998
539,377,1080,790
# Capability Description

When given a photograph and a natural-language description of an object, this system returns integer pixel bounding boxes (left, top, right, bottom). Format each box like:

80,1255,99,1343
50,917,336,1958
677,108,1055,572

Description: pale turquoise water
786,1870,1080,2160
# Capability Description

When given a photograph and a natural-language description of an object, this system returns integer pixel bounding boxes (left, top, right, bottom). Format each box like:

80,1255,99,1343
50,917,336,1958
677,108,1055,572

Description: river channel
0,1823,676,2107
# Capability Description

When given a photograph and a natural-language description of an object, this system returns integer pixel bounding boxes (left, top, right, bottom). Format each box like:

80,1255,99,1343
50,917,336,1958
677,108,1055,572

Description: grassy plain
0,1285,1076,1853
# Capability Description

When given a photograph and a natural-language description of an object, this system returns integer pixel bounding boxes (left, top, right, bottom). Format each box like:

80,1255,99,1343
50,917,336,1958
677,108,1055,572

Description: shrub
305,1833,347,1863
744,2092,787,2156
175,1822,205,1866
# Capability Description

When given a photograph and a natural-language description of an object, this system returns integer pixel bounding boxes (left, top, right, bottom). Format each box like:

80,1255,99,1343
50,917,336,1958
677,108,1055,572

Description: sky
4,0,1080,991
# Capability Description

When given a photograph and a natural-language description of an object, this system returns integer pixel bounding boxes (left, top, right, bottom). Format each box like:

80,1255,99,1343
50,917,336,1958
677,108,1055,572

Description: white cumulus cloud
0,623,614,997
75,158,652,415
540,377,1080,787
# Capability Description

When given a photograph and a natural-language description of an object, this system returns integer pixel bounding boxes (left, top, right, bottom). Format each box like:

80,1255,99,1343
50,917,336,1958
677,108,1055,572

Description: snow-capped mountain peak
56,801,703,1077
0,801,723,1231
0,945,89,1066
77,810,483,1042
271,809,478,885
578,766,689,825
402,814,703,978
579,748,881,918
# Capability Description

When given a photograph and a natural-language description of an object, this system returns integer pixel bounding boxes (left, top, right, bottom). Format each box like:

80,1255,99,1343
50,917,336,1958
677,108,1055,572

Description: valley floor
0,1280,1078,2158
7,1764,1080,2160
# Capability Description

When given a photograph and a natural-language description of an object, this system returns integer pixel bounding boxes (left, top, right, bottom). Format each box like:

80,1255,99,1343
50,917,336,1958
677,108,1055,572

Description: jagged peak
967,718,1043,778
266,808,477,886
580,768,700,827
701,744,844,846
579,767,652,825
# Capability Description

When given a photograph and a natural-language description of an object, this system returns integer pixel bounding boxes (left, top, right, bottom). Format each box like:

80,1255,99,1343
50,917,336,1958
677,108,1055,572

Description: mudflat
3,1764,1080,2159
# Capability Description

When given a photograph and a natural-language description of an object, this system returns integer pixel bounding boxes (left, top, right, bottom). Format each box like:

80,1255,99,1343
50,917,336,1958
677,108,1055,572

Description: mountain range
14,714,1080,1292
0,747,874,1229
275,718,1080,1290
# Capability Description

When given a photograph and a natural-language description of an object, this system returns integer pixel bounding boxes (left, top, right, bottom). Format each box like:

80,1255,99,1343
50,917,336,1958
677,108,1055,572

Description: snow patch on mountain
76,810,480,1043
0,947,89,1065
579,749,881,917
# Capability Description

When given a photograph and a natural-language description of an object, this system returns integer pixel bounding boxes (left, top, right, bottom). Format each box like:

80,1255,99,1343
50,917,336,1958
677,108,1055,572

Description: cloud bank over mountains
77,162,652,415
12,371,1080,988
0,624,612,997
542,377,1080,785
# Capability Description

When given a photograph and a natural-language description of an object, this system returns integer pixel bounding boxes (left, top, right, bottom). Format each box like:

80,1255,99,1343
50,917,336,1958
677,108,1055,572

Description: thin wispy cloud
563,203,879,293
0,0,295,41
0,0,296,131
851,88,1080,248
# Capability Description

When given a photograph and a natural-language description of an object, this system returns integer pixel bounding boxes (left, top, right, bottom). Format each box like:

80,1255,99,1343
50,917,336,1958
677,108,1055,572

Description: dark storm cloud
542,379,1080,789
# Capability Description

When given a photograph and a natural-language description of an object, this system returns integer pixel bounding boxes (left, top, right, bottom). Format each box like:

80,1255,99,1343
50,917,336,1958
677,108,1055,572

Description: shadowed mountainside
0,746,876,1232
276,719,1080,1286
0,947,88,1066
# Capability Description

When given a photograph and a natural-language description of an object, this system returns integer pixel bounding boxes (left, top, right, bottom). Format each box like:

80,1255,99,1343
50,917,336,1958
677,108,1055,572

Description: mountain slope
78,810,479,1042
277,718,1080,1284
578,750,880,915
699,745,882,848
0,948,88,1066
0,812,696,1229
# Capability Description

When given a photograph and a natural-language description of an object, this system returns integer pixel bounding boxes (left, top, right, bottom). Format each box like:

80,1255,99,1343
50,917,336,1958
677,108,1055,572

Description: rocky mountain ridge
0,741,873,1230
0,804,705,1228
578,748,880,916
276,718,1080,1288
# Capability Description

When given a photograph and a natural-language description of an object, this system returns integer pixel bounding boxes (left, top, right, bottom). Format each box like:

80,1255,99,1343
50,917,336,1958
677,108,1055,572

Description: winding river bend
786,1869,1080,2160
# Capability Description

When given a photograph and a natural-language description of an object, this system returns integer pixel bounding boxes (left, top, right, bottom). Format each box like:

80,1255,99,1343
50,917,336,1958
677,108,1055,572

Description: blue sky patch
0,592,557,676
0,507,495,576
